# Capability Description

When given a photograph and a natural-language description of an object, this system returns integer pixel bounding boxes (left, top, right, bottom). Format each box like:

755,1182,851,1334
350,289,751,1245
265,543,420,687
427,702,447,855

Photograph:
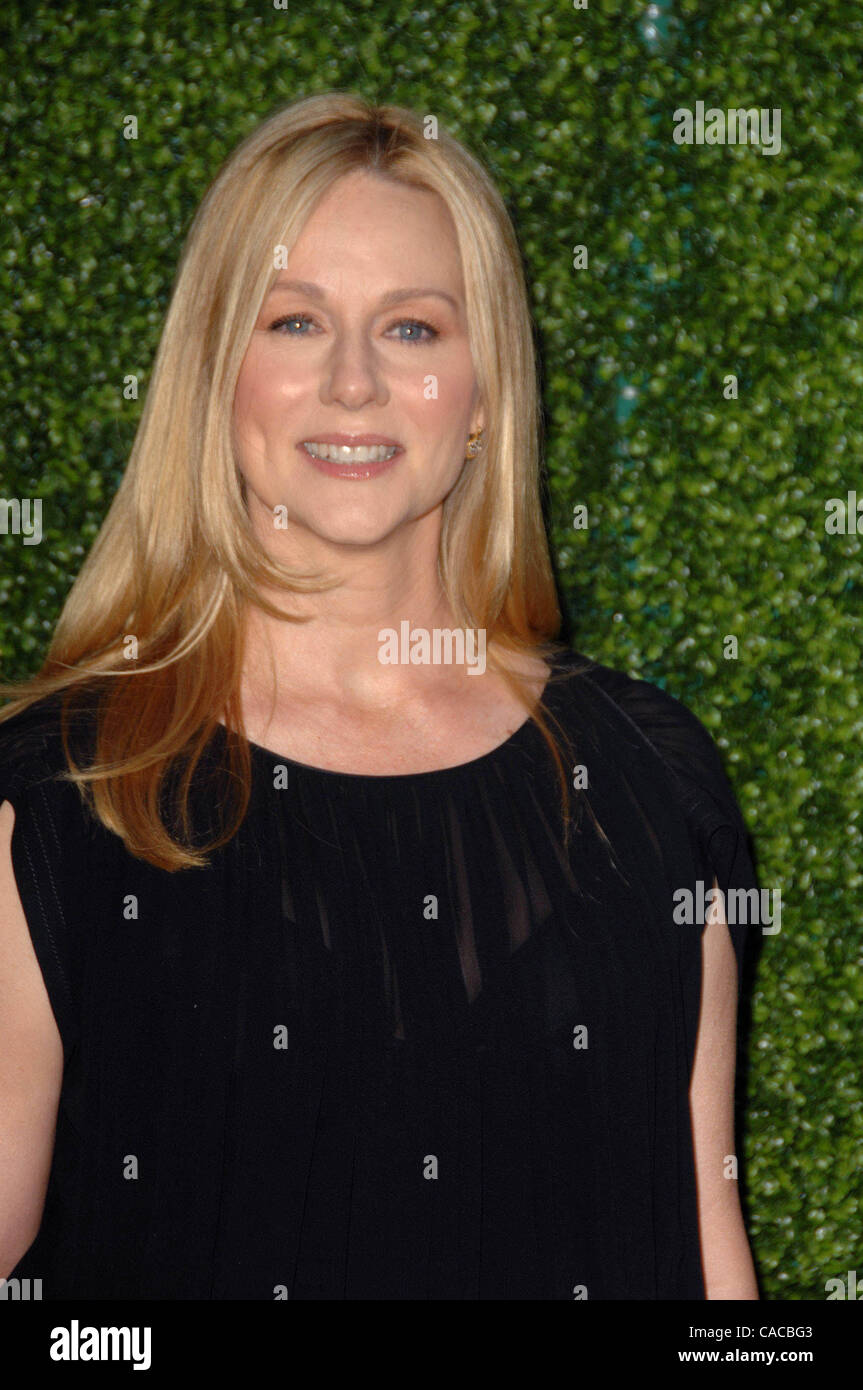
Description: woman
0,92,759,1299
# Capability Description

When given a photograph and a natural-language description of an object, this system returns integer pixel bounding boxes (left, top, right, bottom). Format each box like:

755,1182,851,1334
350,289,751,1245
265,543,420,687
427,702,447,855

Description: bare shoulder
0,798,63,1056
0,798,64,1273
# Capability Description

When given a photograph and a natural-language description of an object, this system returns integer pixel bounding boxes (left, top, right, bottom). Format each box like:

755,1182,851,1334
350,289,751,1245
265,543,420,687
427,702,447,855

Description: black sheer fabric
2,648,758,1299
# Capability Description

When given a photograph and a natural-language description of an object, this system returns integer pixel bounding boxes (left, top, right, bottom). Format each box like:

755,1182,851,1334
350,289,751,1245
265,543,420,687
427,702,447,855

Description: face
232,169,484,550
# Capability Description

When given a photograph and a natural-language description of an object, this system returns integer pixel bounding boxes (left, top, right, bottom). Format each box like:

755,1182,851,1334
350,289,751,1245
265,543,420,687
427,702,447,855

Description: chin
291,508,409,548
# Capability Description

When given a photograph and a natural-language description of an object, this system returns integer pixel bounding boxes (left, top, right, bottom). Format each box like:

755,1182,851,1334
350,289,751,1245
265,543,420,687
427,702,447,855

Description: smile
302,442,400,463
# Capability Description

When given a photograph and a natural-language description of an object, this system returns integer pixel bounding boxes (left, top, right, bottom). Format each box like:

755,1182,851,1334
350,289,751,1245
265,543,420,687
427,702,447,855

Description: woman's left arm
689,876,760,1299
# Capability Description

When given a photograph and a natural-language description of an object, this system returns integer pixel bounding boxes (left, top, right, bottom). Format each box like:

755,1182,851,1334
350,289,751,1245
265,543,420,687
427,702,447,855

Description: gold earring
465,428,485,459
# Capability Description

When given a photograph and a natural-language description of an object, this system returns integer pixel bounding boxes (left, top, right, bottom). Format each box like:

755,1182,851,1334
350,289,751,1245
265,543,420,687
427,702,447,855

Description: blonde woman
0,93,758,1300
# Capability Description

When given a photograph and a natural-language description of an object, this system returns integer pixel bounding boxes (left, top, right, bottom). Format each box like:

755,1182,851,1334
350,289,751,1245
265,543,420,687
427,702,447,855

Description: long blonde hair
0,91,590,871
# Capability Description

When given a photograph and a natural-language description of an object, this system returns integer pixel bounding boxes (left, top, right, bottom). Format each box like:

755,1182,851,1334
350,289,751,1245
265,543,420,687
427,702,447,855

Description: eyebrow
268,278,460,312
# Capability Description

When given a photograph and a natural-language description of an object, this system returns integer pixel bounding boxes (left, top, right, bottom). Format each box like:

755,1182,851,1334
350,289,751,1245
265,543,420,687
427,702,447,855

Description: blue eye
269,314,313,335
390,318,439,344
267,314,440,344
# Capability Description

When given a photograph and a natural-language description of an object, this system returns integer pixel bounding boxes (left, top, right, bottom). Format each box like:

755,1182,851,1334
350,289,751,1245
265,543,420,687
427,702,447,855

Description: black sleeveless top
1,649,758,1300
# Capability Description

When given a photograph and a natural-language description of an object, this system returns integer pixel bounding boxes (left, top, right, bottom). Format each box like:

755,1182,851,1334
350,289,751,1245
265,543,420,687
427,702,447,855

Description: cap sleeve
0,703,81,1062
580,659,760,991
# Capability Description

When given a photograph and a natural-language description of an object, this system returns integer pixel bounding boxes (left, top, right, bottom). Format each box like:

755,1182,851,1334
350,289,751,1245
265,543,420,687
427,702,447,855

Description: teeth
303,442,399,463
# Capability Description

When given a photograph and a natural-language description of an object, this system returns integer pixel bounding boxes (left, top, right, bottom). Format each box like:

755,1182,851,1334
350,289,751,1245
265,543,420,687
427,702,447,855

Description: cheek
433,348,477,410
233,355,285,436
421,383,474,437
233,356,261,429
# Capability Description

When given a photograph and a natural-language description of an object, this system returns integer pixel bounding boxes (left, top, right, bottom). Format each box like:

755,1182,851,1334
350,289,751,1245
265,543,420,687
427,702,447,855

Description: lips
297,434,405,479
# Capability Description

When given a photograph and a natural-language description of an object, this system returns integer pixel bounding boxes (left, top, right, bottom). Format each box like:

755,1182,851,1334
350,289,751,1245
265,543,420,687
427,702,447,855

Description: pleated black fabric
2,648,758,1300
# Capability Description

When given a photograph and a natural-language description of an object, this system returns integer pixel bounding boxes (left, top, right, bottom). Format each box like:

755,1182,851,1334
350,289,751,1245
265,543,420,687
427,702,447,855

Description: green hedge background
1,0,860,1300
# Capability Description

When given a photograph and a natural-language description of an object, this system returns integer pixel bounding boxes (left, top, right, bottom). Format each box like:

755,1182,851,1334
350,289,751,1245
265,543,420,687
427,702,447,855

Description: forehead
281,170,465,290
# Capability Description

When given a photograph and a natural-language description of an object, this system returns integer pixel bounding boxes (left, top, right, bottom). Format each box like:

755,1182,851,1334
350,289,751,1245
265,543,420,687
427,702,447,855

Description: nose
319,327,389,411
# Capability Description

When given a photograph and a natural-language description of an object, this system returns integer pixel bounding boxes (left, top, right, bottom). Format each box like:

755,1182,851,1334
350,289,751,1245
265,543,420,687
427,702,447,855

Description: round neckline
217,657,565,784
